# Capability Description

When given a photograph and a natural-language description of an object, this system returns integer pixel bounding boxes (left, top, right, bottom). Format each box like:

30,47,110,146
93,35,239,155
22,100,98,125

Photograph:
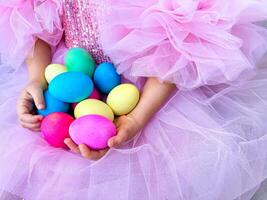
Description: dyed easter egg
89,87,101,100
107,84,140,115
64,48,95,77
69,114,116,150
74,99,114,121
71,87,101,110
41,112,74,148
93,62,121,94
45,64,67,83
49,72,94,103
38,90,70,116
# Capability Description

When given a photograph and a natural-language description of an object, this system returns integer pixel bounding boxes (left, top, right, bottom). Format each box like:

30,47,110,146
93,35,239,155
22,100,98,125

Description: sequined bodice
63,0,111,64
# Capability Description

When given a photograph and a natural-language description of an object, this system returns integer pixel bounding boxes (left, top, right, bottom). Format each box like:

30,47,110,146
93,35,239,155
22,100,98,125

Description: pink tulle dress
1,0,267,199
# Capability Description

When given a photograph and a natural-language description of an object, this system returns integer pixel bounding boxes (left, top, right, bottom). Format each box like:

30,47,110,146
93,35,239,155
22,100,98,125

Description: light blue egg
38,90,70,116
93,62,121,94
49,72,94,103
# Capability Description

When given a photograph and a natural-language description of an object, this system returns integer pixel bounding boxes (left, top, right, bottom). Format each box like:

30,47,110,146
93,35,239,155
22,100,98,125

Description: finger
20,121,40,129
20,122,41,131
17,93,34,116
108,130,128,148
79,144,108,160
113,118,122,128
17,104,35,123
79,144,92,159
84,148,108,161
20,114,43,123
28,88,45,110
96,148,109,159
24,126,41,132
64,138,80,153
31,128,41,132
18,103,32,116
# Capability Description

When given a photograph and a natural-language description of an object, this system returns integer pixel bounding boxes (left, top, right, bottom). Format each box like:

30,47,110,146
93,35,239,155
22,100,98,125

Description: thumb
30,88,45,110
108,131,128,148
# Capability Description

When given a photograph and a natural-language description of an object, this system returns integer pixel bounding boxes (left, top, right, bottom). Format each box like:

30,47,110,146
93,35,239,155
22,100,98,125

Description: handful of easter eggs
39,48,140,150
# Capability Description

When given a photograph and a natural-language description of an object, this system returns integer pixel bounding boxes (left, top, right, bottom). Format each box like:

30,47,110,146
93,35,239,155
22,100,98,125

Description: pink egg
71,88,101,110
41,112,74,148
69,114,116,150
89,87,101,99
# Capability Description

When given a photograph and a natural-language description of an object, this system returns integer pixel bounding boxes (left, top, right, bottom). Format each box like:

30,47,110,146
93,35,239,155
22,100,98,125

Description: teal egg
64,48,95,77
48,72,94,103
38,90,70,116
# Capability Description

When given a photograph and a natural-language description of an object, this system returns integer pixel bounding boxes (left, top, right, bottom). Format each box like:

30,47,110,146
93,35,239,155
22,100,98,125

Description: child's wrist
127,110,149,130
29,78,47,89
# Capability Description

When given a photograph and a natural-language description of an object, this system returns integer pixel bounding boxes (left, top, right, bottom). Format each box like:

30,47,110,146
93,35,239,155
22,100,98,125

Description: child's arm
65,77,176,160
27,39,51,88
17,39,51,132
108,77,176,147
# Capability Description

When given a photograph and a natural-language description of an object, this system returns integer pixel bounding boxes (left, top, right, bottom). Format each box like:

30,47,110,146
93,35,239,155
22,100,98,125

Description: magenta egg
69,114,116,150
89,87,101,99
71,88,101,110
41,112,74,148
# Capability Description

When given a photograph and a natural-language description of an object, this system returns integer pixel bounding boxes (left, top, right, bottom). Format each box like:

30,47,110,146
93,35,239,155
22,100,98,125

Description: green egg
64,48,95,77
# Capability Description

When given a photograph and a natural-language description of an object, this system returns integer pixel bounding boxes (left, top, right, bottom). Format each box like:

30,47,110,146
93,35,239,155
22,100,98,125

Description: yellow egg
74,99,114,121
107,84,140,116
45,64,67,83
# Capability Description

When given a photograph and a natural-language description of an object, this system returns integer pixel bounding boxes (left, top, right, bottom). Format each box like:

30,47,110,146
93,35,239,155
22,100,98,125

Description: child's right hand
17,80,47,132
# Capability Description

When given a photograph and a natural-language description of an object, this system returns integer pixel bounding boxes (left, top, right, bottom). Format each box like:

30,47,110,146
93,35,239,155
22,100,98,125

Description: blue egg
49,72,94,103
38,90,70,116
93,62,121,94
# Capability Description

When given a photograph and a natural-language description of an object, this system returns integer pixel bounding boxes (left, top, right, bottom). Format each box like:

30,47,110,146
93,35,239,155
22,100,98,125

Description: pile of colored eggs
39,48,140,150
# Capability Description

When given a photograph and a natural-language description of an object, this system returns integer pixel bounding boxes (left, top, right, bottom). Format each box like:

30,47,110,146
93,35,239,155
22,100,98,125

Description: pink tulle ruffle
100,0,267,89
0,0,63,68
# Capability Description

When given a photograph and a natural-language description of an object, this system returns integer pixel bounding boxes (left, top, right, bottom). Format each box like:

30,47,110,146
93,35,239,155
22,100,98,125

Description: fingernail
37,104,44,109
108,140,113,147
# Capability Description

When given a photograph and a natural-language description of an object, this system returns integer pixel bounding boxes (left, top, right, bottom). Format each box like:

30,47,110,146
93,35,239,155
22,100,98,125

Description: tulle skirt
1,60,267,200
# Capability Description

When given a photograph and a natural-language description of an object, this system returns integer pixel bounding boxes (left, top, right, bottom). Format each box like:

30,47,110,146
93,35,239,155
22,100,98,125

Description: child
1,0,267,199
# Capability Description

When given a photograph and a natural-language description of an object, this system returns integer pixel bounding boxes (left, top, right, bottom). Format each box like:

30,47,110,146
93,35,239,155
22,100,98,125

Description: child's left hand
64,114,142,160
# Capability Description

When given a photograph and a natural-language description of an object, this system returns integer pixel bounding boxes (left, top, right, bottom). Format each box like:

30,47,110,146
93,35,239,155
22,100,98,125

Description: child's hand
64,114,142,160
17,80,47,132
108,114,142,148
64,138,109,161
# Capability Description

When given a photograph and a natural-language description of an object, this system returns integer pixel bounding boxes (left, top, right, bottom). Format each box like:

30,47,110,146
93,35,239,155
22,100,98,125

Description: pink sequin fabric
63,0,111,64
